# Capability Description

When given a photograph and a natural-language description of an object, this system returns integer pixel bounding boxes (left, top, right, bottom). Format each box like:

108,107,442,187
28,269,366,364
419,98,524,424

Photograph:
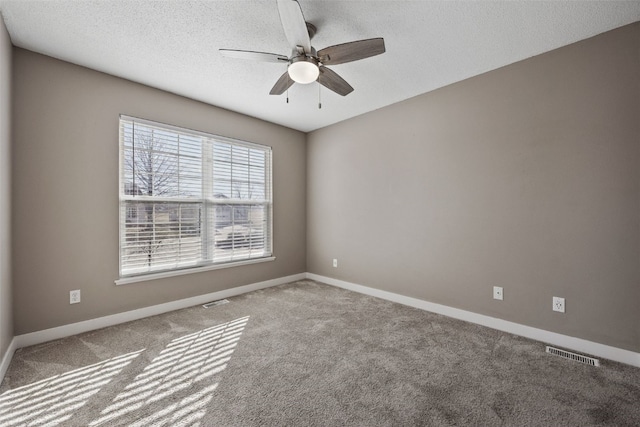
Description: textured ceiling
1,1,639,132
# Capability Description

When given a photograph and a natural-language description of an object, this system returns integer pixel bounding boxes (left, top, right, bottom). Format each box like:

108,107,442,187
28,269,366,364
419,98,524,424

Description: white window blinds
119,116,272,278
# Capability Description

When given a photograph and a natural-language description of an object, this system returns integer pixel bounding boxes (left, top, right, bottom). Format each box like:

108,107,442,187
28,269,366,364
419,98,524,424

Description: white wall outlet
493,286,503,301
332,258,338,268
552,296,565,313
70,289,81,304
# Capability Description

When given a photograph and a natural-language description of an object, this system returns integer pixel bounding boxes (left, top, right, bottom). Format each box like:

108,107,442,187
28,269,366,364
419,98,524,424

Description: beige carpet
1,280,639,426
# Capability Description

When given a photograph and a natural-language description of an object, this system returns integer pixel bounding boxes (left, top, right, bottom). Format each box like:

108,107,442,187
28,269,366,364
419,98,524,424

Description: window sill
115,256,276,286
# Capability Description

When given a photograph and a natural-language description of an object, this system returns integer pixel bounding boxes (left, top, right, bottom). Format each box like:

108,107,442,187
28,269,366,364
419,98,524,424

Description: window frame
117,115,274,284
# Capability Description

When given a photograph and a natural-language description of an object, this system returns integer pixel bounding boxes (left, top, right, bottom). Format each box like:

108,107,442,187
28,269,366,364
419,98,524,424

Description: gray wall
307,23,640,352
0,16,12,357
12,49,306,335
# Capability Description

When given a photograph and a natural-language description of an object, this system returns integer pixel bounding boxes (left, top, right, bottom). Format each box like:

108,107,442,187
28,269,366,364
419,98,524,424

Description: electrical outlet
493,286,503,301
70,289,81,304
332,259,338,268
552,296,565,313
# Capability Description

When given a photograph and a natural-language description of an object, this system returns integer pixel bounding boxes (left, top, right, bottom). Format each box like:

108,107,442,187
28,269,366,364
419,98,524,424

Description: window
119,116,272,279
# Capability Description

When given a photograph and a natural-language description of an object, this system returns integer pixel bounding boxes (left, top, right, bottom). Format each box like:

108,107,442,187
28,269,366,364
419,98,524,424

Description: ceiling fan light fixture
288,57,319,84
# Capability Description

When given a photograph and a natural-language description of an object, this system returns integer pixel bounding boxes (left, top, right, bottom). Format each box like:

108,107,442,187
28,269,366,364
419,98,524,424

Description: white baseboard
306,273,640,368
3,270,638,384
0,337,17,381
14,272,305,350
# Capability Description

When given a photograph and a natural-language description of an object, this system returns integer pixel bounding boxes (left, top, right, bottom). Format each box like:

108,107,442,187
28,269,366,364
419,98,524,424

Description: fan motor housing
290,54,318,67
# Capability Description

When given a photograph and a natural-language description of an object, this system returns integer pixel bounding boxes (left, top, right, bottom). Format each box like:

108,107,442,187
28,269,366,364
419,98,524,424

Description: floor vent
203,299,230,308
546,346,600,366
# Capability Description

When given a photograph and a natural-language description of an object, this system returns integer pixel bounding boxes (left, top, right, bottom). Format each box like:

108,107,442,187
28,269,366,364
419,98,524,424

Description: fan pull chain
286,89,289,104
318,84,322,109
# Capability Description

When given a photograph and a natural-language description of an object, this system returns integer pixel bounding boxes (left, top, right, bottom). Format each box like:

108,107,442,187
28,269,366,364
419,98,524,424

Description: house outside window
119,115,272,279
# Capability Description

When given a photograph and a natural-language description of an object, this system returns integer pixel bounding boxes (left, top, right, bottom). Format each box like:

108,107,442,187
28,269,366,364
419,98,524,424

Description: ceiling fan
220,0,385,97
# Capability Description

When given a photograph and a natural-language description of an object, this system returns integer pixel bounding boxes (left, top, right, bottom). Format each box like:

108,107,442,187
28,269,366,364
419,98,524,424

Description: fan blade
270,71,295,95
318,38,385,66
317,66,353,96
277,0,311,53
220,49,288,63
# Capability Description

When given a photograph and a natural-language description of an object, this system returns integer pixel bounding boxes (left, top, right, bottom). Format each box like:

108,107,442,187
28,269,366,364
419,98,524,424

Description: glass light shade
288,60,319,84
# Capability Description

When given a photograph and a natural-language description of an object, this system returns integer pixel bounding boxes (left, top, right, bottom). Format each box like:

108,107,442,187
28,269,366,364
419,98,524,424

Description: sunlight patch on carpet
89,316,249,426
0,350,144,427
